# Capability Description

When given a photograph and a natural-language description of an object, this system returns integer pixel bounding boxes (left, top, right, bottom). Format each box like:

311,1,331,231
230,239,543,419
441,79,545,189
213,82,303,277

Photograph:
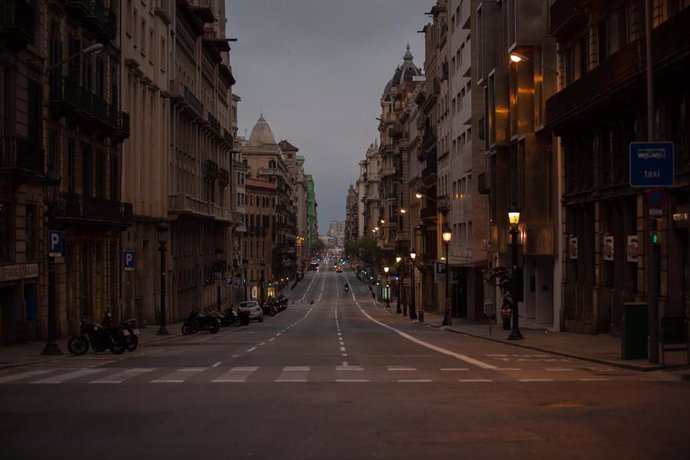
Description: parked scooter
67,318,127,355
181,309,220,335
223,306,250,326
102,311,139,351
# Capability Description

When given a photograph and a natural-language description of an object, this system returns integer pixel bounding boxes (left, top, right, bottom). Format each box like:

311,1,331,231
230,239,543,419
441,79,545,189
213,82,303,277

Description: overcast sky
225,0,435,234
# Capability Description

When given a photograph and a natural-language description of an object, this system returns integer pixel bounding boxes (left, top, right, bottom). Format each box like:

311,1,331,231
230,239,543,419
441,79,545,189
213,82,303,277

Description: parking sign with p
49,231,63,257
124,250,136,271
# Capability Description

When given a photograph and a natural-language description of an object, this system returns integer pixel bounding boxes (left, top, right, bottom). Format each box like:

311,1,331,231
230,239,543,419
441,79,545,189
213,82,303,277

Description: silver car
238,301,264,322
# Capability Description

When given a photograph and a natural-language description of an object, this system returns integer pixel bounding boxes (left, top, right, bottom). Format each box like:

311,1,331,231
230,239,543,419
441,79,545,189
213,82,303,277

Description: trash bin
622,302,648,360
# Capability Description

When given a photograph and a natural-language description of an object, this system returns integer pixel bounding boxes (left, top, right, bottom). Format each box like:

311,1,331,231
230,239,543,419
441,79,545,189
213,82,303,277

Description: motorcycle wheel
259,315,264,323
232,318,241,327
268,306,276,316
208,322,220,334
126,335,139,352
109,342,126,355
181,322,193,335
67,336,89,356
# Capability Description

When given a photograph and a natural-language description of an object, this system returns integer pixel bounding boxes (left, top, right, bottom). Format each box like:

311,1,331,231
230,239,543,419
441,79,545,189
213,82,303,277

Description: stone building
345,184,358,244
0,0,48,343
547,1,690,333
120,0,238,325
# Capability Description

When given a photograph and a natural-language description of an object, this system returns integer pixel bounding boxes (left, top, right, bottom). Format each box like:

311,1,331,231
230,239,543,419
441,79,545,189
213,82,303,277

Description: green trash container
622,303,648,360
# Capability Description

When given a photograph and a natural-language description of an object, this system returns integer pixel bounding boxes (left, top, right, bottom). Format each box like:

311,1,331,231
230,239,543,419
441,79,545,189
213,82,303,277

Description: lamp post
41,170,62,355
395,256,402,314
260,262,265,307
156,221,169,335
442,227,452,326
507,210,523,340
409,249,417,320
242,258,248,301
383,266,390,308
215,248,222,311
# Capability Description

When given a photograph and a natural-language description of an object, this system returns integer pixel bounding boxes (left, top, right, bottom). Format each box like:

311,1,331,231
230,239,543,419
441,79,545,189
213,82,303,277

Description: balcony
0,0,36,48
82,0,116,41
0,136,44,176
49,76,129,137
546,40,642,130
169,193,232,223
207,112,221,137
233,160,248,171
169,79,205,120
66,0,90,18
55,193,133,227
549,0,588,41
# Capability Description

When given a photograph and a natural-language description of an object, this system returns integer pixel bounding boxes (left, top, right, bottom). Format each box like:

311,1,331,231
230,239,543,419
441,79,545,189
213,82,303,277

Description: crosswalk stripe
151,368,206,383
89,368,155,384
213,366,258,383
0,369,54,383
276,366,310,382
32,369,104,384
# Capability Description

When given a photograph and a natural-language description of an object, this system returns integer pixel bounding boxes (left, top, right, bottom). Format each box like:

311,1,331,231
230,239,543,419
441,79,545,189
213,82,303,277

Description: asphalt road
1,262,688,460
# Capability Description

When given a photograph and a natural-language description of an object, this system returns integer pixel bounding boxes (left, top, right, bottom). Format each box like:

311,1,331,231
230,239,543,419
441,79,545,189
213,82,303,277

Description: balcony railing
82,0,117,41
66,0,90,17
546,40,642,128
55,193,133,224
0,0,36,46
169,193,232,222
0,136,44,174
549,0,588,40
50,75,128,135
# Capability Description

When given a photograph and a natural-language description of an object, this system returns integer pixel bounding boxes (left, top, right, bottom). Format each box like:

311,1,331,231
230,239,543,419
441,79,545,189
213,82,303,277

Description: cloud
226,0,435,232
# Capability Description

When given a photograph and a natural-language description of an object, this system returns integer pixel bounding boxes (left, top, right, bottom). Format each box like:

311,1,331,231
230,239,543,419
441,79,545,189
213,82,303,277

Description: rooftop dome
383,45,422,96
248,114,276,145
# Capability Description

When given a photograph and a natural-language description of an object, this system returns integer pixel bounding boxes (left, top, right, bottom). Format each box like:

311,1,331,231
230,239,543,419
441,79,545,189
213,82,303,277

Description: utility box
622,303,648,360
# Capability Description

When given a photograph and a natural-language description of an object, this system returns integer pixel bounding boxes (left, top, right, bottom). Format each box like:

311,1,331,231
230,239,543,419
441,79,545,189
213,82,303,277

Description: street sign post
629,142,674,187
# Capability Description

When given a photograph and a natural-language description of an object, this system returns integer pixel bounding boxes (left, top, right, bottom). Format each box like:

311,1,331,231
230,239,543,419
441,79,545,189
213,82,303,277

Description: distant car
335,266,343,273
238,301,263,322
308,262,319,271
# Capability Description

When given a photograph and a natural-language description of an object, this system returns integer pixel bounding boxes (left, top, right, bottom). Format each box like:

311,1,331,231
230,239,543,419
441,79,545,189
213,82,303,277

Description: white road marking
545,368,574,371
340,347,346,352
213,366,258,383
247,347,257,352
276,366,310,383
89,368,155,384
493,368,521,371
32,369,104,384
398,379,432,383
336,366,363,371
336,379,369,383
519,379,554,382
0,369,53,383
441,368,469,372
459,379,493,383
151,367,206,383
212,362,222,368
356,302,497,370
579,378,611,382
388,366,416,371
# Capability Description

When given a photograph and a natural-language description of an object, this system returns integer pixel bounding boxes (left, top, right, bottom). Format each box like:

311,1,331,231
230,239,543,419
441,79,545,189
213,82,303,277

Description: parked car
335,266,343,273
238,301,264,322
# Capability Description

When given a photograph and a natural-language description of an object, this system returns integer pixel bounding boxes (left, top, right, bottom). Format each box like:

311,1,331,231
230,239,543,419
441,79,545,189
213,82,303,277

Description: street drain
542,401,585,408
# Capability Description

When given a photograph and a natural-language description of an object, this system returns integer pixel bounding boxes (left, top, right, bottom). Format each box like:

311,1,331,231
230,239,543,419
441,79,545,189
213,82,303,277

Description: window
25,205,37,261
0,202,12,261
67,139,76,193
111,155,119,200
28,80,42,142
83,146,93,197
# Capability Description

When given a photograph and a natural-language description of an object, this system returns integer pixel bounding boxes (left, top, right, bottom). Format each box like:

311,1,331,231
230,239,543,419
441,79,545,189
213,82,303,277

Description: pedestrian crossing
0,363,665,385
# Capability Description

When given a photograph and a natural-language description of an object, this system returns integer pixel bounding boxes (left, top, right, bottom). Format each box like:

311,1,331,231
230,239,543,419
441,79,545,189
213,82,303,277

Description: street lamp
409,249,417,320
41,170,62,355
156,221,169,335
260,262,266,307
242,258,249,301
395,256,402,314
442,227,452,326
383,266,390,308
507,209,523,340
215,248,223,311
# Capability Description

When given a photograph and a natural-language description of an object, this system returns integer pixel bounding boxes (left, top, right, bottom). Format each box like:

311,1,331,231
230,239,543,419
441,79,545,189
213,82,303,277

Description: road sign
647,190,667,216
123,250,136,271
48,231,63,257
629,142,674,187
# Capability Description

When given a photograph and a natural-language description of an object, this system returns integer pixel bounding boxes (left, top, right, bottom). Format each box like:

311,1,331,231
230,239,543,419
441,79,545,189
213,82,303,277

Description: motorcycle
224,307,250,326
344,284,349,292
67,318,127,355
181,309,220,335
102,311,139,351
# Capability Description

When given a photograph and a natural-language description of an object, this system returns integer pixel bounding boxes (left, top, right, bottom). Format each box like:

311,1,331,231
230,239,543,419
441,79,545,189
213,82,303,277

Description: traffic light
651,218,662,245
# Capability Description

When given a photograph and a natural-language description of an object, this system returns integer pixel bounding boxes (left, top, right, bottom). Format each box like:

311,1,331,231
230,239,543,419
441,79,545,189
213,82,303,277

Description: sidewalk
380,304,690,374
0,322,184,370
